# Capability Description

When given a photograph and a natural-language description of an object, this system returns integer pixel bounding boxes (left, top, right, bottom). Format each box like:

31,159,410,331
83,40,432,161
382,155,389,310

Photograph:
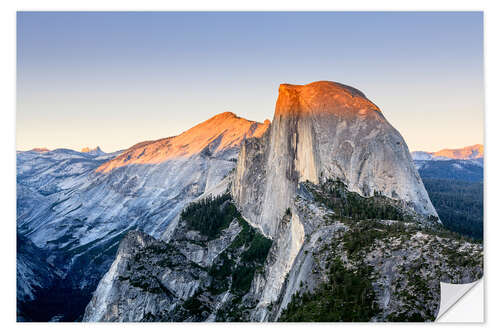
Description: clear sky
17,12,484,152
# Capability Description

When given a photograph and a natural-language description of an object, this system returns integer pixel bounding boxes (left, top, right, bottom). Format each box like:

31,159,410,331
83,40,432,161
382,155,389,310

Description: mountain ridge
412,144,483,161
16,112,268,321
96,112,270,173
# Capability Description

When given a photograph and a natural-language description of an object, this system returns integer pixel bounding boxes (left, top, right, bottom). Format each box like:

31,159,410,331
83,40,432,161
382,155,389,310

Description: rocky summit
96,112,269,173
81,146,106,156
233,81,437,239
82,81,482,322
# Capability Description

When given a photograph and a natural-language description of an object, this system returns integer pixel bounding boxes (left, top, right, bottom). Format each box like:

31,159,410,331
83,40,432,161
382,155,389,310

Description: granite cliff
83,81,482,322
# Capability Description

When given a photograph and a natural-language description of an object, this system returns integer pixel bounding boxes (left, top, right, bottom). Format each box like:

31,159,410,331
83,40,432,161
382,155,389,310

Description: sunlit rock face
233,81,437,238
97,112,269,173
232,81,438,314
83,81,479,323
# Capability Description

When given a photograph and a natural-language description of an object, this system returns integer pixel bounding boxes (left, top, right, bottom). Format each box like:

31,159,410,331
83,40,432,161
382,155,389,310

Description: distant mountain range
411,144,483,161
411,145,483,183
27,146,109,156
410,144,483,240
80,146,106,156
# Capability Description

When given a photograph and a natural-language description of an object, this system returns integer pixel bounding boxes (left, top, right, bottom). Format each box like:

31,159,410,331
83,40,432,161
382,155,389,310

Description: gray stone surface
83,81,481,322
232,81,439,312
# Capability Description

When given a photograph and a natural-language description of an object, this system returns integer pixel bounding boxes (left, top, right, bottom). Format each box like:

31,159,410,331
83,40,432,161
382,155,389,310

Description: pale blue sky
17,12,483,152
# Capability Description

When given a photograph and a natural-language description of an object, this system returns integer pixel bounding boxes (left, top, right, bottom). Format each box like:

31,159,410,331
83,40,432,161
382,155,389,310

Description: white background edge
1,0,498,332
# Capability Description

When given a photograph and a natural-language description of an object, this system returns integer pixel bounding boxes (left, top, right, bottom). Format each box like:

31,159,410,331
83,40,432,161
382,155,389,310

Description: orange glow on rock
96,112,270,173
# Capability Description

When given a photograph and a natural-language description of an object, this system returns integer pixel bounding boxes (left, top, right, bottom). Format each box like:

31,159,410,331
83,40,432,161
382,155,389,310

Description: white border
2,1,499,332
438,279,484,322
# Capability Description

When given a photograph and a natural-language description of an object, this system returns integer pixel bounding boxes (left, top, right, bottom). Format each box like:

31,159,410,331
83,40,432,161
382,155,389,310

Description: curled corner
436,278,483,322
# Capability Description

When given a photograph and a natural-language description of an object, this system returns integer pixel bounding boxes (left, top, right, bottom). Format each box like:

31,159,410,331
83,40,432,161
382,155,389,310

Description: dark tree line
422,178,483,240
418,160,483,183
279,257,379,322
181,193,238,239
311,179,407,221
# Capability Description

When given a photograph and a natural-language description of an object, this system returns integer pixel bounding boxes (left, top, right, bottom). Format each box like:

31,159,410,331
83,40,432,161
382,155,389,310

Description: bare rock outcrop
233,81,437,239
231,81,439,315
